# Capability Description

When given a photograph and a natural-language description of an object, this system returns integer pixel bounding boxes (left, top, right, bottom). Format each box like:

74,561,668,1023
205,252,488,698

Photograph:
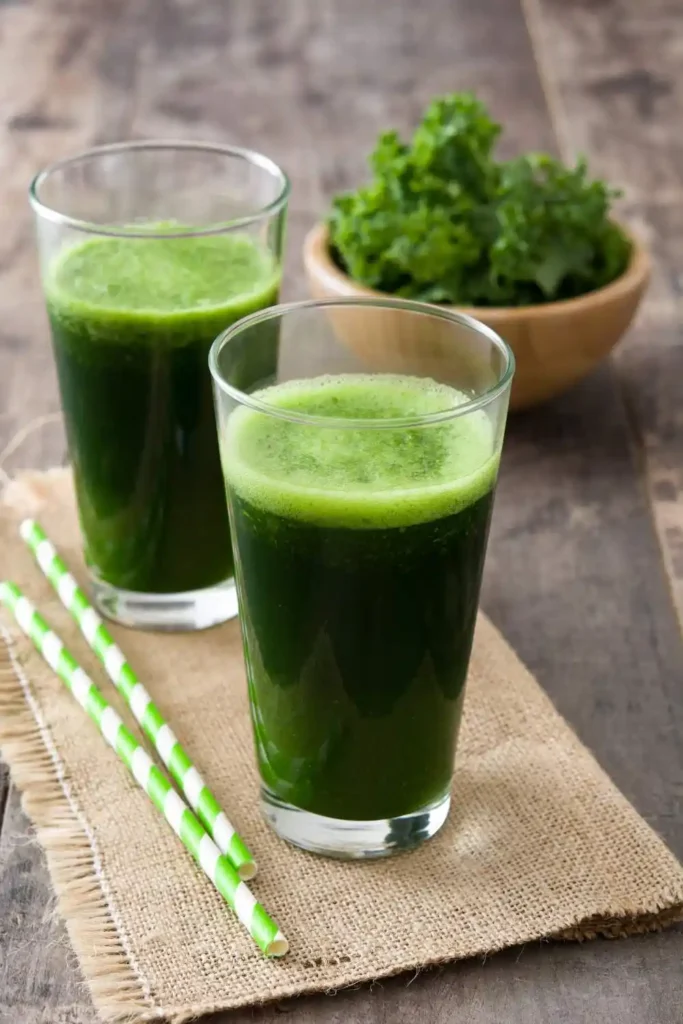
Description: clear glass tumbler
30,141,289,630
210,297,514,858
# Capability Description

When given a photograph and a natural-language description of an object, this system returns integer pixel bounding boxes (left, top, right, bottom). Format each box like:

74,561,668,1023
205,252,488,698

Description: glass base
91,575,239,631
261,788,451,859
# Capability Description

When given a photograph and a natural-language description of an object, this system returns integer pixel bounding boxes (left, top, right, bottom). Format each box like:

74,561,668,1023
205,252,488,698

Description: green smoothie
46,231,280,594
223,374,498,821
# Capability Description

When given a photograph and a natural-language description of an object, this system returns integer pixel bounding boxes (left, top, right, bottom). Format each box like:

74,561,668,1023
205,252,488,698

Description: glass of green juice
30,141,288,630
210,298,514,858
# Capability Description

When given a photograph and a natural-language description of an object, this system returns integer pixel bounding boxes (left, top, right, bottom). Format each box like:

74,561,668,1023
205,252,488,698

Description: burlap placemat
1,469,682,1023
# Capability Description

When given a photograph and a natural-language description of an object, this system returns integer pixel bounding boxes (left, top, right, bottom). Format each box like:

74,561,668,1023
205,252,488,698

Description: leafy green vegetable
328,93,631,307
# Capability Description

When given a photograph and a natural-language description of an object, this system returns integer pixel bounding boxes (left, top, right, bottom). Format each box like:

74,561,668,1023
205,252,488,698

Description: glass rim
209,297,515,429
28,139,291,239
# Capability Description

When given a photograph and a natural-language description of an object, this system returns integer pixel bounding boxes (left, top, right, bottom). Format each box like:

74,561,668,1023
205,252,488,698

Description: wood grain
523,0,683,633
0,0,145,475
0,3,140,1020
0,791,95,1024
0,1,682,1022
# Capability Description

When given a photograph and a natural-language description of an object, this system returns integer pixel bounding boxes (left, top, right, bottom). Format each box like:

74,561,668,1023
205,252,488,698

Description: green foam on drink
47,228,279,321
223,374,499,529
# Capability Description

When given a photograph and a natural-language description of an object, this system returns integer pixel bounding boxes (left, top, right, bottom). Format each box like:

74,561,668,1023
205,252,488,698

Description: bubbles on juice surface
223,374,499,529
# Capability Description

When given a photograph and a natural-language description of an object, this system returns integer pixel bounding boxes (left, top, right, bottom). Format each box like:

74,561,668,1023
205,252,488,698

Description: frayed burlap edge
0,625,165,1022
557,906,683,943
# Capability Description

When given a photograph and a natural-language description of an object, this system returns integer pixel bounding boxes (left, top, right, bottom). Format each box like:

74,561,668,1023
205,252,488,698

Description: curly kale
328,93,631,307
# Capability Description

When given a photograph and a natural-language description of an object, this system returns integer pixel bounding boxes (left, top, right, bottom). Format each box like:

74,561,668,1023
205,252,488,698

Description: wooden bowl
303,223,650,410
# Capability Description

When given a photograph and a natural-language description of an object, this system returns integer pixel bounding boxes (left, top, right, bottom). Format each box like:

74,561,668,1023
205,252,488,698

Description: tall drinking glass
30,141,289,630
210,298,514,858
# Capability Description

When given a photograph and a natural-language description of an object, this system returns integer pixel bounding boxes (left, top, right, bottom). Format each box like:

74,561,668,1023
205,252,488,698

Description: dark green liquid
46,232,279,593
224,375,498,820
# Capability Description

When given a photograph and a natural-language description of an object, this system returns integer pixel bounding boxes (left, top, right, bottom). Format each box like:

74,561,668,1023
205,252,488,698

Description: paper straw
0,582,288,958
19,519,256,882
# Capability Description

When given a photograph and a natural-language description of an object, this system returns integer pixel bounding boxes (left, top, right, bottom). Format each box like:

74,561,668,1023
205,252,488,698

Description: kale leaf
328,93,631,307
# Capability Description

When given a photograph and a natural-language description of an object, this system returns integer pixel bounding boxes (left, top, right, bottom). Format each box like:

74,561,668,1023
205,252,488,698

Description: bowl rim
303,221,650,321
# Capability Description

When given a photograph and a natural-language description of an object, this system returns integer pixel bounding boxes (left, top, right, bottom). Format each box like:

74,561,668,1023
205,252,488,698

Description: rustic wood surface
1,0,682,1021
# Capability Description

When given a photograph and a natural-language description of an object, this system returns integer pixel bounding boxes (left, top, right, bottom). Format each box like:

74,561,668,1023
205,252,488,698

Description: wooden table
1,1,682,1020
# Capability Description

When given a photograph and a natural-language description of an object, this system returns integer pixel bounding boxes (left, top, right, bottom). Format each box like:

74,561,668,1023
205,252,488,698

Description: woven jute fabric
1,469,682,1023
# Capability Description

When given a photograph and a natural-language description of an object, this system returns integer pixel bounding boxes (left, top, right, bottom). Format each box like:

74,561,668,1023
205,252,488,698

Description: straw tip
0,581,19,609
238,861,258,882
19,519,35,540
267,933,289,957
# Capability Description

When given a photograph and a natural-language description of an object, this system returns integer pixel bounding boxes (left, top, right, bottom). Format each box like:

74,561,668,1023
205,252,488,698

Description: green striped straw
0,581,288,958
19,519,256,882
